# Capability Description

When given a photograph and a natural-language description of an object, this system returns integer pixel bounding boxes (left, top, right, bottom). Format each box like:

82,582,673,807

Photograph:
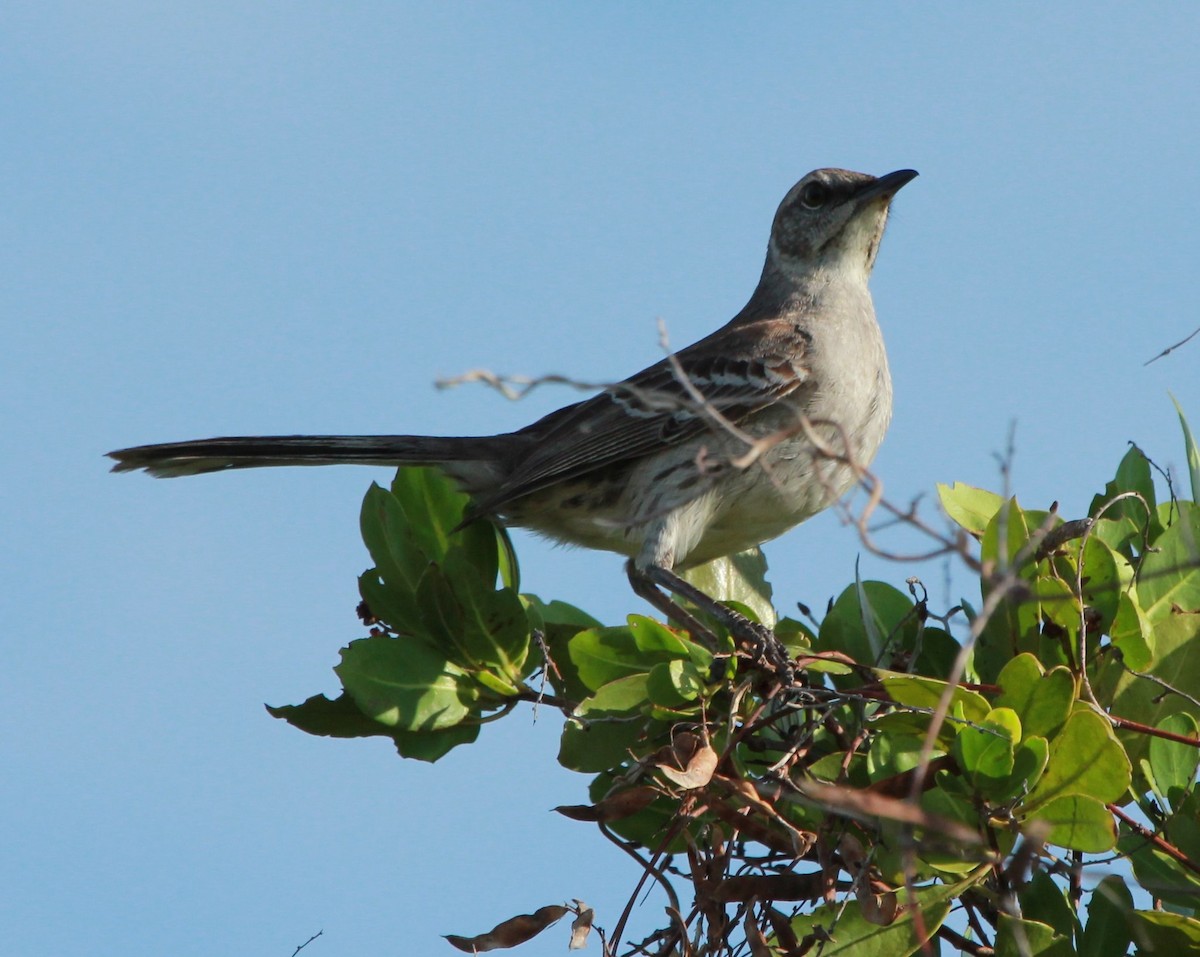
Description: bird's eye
799,182,830,209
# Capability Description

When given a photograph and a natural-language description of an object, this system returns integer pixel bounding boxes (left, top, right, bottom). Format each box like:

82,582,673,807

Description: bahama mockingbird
110,167,917,655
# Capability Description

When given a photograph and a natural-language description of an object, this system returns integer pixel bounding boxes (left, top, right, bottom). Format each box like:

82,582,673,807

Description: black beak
854,168,919,204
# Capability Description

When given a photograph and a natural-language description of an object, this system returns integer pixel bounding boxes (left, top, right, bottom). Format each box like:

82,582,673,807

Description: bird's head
768,168,918,284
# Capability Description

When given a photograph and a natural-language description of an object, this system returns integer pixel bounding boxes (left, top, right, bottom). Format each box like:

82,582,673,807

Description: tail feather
107,434,502,479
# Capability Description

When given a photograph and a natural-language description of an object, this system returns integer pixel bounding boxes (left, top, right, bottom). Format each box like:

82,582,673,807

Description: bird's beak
853,169,919,205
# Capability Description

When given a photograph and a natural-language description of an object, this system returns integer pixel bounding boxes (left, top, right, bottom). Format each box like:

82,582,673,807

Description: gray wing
471,320,811,515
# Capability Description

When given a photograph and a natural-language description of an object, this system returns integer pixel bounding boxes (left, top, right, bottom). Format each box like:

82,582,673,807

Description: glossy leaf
1148,713,1200,811
1098,611,1200,767
1078,876,1133,957
1130,910,1200,952
878,672,991,725
681,547,776,628
955,707,1020,794
336,634,475,732
575,673,651,716
646,659,705,707
1108,591,1152,672
821,582,917,672
788,879,963,957
938,482,1005,536
994,914,1072,957
1172,394,1200,504
1088,444,1160,551
1138,503,1200,622
1023,794,1117,851
1025,709,1131,809
995,654,1074,740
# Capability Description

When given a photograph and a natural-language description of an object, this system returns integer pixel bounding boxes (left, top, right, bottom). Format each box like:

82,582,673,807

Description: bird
110,168,917,652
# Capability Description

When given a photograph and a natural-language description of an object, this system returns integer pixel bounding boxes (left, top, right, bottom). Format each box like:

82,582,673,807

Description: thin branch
1144,324,1200,366
1110,804,1200,878
289,930,323,957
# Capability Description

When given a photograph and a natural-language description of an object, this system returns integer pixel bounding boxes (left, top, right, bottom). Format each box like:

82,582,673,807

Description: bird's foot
727,613,795,685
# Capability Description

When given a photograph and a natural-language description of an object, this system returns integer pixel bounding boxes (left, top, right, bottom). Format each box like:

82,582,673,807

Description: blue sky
4,4,1199,954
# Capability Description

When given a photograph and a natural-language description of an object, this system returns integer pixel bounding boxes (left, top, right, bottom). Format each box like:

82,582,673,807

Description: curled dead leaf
709,872,825,903
568,902,593,951
744,907,772,957
444,904,569,952
555,786,657,822
659,743,718,790
855,880,898,926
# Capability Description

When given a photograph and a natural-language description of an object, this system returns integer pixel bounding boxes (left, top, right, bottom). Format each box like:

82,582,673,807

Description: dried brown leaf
444,905,569,952
568,902,593,951
659,743,718,790
555,786,657,822
856,881,899,926
765,905,802,957
709,872,825,903
745,907,772,957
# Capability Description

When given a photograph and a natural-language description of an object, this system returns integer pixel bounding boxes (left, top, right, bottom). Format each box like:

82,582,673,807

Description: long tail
107,434,502,478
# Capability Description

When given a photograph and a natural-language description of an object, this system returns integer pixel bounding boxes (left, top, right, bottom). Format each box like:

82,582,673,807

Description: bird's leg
626,561,794,681
626,562,723,651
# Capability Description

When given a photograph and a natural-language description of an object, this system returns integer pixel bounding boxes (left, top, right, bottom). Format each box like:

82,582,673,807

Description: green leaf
451,515,502,591
265,691,478,762
568,619,703,693
388,466,471,562
559,717,657,774
991,735,1049,802
1023,794,1117,852
1149,713,1200,812
938,482,1005,535
357,568,423,636
1130,910,1200,952
1138,504,1200,621
1121,833,1200,910
392,722,480,762
576,673,651,716
359,482,425,596
266,692,395,739
975,500,1054,681
494,523,520,591
995,654,1075,740
646,659,706,707
1097,611,1200,768
994,914,1073,957
1038,575,1083,637
1025,709,1131,809
1166,788,1200,865
1020,871,1077,941
775,616,816,653
981,498,1053,576
788,879,964,957
1172,394,1200,505
1089,444,1160,549
878,672,991,725
438,551,532,678
954,707,1020,786
1109,592,1153,672
568,626,646,690
628,614,691,657
681,547,776,628
820,582,916,672
1071,535,1123,635
336,634,475,732
1078,876,1133,957
521,595,603,631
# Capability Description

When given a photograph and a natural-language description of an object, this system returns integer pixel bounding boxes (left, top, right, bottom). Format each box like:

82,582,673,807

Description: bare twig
289,930,323,957
1144,324,1200,366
